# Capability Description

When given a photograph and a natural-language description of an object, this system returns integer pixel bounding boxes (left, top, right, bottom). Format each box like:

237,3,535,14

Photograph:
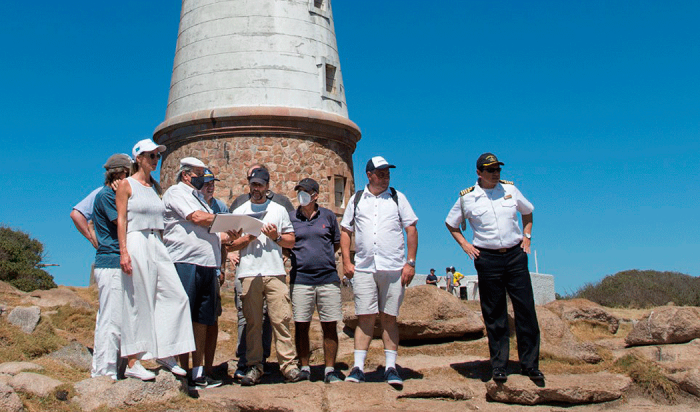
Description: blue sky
1,1,698,294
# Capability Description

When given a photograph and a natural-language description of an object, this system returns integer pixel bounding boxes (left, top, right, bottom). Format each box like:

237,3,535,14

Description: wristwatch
406,259,416,268
274,235,282,243
524,232,532,239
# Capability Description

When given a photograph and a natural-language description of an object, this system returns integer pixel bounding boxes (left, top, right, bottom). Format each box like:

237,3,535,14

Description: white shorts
353,269,404,317
290,282,342,323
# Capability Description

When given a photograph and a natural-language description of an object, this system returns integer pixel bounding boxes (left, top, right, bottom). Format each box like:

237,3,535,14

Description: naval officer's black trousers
474,245,540,370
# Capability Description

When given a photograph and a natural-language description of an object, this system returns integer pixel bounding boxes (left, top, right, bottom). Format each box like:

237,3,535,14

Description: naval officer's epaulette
459,186,475,196
499,179,514,185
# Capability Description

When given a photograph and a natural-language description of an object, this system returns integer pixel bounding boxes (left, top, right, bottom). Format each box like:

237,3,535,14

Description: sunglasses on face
483,167,501,173
145,152,161,160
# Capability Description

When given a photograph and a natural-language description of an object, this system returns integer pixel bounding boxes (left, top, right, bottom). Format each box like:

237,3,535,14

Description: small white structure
410,272,556,306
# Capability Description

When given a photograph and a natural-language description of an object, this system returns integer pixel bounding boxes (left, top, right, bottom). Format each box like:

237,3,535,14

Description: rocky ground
1,281,700,411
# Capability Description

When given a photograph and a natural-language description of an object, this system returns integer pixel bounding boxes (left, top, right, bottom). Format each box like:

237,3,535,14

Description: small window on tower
314,0,324,9
325,64,337,94
334,176,345,208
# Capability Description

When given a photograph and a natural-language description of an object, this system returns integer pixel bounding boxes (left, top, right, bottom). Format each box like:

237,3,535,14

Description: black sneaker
193,375,222,390
384,367,403,389
324,370,343,383
344,367,365,383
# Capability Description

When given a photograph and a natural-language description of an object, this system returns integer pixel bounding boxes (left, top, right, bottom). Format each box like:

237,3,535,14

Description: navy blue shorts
174,263,218,326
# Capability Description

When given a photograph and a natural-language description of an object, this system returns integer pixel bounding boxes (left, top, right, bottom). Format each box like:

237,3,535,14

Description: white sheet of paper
209,211,267,237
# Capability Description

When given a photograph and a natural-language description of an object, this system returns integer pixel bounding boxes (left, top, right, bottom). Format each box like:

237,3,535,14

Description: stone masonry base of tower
153,107,361,217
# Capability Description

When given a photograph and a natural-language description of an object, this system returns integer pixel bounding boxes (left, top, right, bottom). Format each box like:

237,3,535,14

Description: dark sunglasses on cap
483,167,501,173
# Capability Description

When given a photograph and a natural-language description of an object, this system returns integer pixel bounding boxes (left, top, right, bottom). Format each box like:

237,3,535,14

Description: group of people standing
71,145,542,389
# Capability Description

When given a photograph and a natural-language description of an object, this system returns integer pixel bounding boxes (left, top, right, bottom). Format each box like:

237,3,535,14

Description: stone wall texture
159,133,355,215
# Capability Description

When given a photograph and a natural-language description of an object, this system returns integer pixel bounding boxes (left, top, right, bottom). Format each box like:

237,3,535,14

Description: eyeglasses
148,153,161,160
483,167,501,173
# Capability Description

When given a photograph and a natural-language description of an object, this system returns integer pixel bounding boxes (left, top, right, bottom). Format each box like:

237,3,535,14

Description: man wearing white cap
340,156,418,388
162,157,238,389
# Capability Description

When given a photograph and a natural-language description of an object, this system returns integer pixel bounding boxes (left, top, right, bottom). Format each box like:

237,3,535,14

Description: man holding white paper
162,157,238,389
229,167,302,385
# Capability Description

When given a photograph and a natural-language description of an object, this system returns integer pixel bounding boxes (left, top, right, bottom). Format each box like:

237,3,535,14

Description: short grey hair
177,165,195,182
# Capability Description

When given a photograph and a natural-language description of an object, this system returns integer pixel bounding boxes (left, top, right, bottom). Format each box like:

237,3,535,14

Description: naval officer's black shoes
522,367,545,382
492,367,507,383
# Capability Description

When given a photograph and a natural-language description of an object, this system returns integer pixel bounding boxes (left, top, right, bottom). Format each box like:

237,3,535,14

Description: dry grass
0,319,66,362
613,353,679,403
569,320,616,341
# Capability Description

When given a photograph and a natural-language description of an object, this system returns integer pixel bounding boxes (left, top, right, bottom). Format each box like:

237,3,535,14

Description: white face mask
297,191,312,207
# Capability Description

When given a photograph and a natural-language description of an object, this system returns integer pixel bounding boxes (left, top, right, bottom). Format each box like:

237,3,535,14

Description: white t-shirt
162,182,221,267
340,186,418,272
233,199,294,278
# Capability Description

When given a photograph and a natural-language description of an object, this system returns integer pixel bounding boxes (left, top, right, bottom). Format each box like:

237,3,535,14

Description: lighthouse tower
154,0,361,214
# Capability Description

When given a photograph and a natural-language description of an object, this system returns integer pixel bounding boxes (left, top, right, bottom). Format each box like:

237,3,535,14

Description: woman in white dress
116,138,195,381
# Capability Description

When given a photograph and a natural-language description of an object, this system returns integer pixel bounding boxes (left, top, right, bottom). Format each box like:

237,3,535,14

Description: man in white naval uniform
445,153,542,384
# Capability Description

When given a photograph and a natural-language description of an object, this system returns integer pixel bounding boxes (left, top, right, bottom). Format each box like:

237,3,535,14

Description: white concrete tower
154,0,361,213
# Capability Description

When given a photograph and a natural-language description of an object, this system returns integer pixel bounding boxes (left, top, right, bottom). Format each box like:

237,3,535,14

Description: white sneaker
156,356,187,377
124,361,156,381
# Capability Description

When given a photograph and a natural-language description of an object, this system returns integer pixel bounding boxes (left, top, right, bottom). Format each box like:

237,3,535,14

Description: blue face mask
190,176,206,190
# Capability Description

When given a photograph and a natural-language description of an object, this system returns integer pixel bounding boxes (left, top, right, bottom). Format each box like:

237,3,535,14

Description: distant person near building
426,269,438,286
445,152,542,384
451,267,465,297
90,153,131,379
229,167,303,386
116,139,195,382
289,178,343,383
445,267,454,294
340,156,418,388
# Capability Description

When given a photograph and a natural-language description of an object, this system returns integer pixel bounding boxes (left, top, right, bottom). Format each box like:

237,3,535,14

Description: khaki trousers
240,275,296,374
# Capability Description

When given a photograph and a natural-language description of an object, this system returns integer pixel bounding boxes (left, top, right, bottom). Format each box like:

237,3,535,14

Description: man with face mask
229,167,302,386
288,178,343,383
162,157,239,389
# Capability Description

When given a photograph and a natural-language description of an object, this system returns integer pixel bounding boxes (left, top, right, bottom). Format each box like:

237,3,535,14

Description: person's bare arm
186,210,216,227
520,213,533,253
116,182,132,275
401,224,418,286
228,234,257,251
261,223,295,249
70,210,98,249
446,222,480,260
340,228,354,279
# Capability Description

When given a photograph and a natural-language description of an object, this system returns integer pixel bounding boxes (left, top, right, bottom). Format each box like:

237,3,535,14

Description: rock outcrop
0,361,43,375
486,372,632,405
9,372,63,398
538,307,602,363
0,382,23,412
46,341,93,371
625,306,700,346
545,298,620,333
7,306,41,333
24,286,92,309
343,285,484,340
72,373,182,411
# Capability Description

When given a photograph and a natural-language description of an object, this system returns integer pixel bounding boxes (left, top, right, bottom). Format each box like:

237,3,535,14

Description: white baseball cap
365,156,396,173
180,157,207,168
132,139,166,159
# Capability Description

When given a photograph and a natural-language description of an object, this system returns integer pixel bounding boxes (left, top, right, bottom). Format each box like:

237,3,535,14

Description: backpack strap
350,188,401,227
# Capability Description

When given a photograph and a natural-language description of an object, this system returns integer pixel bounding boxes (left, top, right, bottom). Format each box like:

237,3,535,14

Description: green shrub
571,269,700,308
0,226,57,292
